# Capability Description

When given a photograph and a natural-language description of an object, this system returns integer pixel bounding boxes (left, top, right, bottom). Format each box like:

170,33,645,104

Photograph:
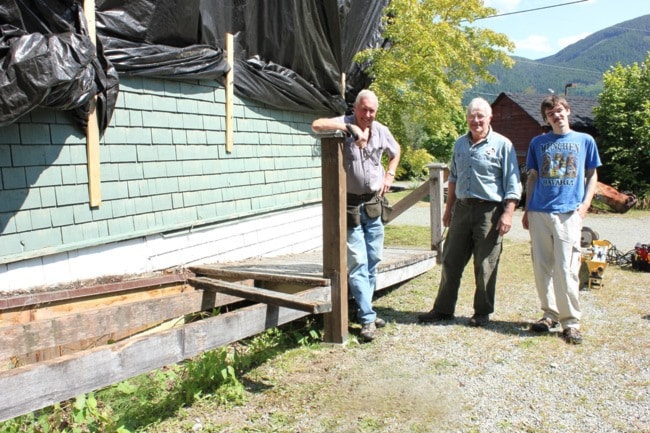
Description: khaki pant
528,211,583,329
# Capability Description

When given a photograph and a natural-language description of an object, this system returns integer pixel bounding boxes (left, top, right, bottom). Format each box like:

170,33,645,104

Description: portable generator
579,227,612,290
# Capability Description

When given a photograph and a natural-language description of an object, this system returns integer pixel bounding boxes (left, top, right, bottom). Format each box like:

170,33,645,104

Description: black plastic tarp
0,0,387,133
1,0,119,131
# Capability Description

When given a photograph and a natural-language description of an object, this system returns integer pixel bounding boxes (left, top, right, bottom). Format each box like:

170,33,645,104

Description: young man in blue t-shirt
522,94,602,344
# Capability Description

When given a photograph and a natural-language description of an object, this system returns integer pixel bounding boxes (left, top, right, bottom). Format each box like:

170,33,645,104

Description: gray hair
466,97,492,117
355,89,379,107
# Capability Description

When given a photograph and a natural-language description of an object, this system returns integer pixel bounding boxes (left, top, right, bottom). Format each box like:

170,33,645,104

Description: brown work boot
468,314,490,327
360,322,376,342
562,327,583,345
531,317,559,332
417,310,454,323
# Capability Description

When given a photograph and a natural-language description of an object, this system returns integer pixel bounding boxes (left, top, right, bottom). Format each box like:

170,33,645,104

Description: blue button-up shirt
449,128,521,202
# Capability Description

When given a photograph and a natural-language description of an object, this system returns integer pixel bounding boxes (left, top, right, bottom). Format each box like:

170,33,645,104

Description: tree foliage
355,0,514,161
594,53,650,198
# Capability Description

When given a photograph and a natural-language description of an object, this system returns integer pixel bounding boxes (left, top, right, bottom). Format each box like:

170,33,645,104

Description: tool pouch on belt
363,194,393,223
363,195,382,219
347,193,389,227
379,195,393,223
347,204,361,228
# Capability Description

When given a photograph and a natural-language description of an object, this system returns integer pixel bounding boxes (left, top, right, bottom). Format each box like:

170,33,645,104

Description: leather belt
458,198,499,205
347,192,377,206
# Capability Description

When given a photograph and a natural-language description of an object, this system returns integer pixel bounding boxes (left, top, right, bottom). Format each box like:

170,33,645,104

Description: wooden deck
193,247,437,293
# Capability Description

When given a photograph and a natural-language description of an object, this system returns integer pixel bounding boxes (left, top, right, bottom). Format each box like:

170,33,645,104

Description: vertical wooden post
83,0,101,207
428,163,447,261
225,33,234,153
321,136,348,343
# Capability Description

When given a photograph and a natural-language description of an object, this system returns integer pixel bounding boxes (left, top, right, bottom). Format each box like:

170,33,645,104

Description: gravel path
391,205,650,252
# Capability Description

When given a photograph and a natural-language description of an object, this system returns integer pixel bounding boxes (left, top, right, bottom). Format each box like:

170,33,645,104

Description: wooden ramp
189,247,436,294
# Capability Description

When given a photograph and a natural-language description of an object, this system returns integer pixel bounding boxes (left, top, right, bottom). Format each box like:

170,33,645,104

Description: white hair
466,97,492,117
355,89,379,107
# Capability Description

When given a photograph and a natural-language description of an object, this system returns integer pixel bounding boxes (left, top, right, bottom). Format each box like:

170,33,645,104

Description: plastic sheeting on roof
0,0,387,133
0,0,119,132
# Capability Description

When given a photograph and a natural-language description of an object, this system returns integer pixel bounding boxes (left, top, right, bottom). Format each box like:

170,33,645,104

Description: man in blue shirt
418,97,521,327
522,94,601,345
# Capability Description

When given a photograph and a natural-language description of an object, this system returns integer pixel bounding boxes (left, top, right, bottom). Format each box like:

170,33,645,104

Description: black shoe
417,310,454,323
531,317,560,332
468,314,489,327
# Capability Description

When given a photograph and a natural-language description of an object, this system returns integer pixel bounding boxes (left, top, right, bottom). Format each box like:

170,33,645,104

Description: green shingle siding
0,77,321,263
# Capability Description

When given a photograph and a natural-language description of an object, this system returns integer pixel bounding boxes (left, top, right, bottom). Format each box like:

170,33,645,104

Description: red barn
490,92,599,165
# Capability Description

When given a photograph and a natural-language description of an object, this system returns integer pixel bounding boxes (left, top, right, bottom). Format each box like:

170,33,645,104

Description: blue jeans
347,204,384,324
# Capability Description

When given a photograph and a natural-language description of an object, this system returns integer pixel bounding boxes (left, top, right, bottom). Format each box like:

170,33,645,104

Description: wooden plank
83,0,101,206
1,282,189,328
0,289,245,362
189,277,331,314
0,274,186,312
225,32,234,153
0,286,328,422
428,163,447,257
321,136,348,343
387,180,429,223
190,265,330,286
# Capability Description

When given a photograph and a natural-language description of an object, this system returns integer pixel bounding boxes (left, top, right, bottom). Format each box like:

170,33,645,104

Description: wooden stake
225,33,234,153
83,0,101,207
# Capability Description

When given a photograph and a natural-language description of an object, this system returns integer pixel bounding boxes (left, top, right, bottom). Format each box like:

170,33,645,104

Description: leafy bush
396,146,435,180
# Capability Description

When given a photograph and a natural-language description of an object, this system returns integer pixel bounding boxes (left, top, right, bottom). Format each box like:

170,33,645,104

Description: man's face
353,97,378,129
467,107,491,137
544,104,570,130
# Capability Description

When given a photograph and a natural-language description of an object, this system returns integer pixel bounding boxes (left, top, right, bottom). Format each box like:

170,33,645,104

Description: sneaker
562,327,583,345
468,314,489,327
375,317,386,328
417,310,454,323
531,317,559,332
360,322,376,342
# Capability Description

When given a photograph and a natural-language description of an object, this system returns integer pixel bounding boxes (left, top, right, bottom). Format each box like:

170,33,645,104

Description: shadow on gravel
373,306,534,337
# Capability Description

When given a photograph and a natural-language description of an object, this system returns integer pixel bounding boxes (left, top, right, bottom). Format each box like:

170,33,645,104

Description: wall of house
0,77,325,292
491,98,545,165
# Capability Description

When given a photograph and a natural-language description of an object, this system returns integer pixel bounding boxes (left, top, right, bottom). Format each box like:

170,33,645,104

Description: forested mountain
467,14,650,100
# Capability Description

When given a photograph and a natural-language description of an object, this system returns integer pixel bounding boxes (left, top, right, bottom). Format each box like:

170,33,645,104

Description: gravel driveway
391,205,650,253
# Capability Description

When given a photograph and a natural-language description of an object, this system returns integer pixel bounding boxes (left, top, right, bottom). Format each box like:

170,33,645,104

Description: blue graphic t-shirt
526,130,601,213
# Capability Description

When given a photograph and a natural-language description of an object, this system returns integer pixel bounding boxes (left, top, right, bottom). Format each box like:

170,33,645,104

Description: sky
479,0,650,59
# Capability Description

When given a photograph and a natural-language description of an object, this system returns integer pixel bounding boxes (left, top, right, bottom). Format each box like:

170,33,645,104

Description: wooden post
321,135,348,343
428,163,447,261
83,0,101,207
225,33,234,153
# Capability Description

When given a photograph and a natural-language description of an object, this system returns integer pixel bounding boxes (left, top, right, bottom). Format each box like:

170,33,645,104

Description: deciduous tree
594,53,650,199
355,0,514,162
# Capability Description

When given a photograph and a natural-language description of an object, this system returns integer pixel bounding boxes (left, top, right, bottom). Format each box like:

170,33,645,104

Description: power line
513,59,604,76
474,0,589,21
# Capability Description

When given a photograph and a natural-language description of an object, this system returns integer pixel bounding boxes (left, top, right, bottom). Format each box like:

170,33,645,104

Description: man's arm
522,168,537,230
578,168,598,218
380,147,401,196
311,118,367,148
